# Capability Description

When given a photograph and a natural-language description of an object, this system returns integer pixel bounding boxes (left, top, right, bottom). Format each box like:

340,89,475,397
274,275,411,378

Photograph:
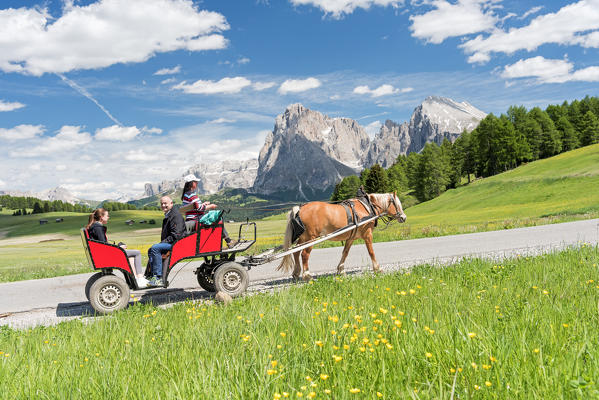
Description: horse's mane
369,193,392,209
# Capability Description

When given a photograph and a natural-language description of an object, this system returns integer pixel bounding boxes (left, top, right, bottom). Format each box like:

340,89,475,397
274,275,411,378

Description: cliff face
362,96,487,167
252,103,370,199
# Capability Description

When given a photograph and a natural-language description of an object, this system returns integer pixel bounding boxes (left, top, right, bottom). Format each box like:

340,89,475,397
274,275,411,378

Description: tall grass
1,246,598,398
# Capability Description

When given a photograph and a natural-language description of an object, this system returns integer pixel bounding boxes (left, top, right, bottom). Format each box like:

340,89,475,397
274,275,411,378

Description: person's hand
208,204,218,210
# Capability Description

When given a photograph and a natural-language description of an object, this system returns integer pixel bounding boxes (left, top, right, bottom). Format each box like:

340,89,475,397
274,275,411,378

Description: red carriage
81,214,256,314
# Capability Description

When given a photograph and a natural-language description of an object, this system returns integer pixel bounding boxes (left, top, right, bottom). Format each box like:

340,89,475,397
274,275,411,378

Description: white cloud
520,6,543,19
55,165,67,171
0,179,5,188
364,120,382,138
154,65,181,75
18,126,92,157
0,0,229,76
141,126,163,134
501,56,599,83
353,84,411,97
208,118,236,124
330,94,341,100
161,77,177,85
410,0,497,44
0,100,25,112
290,0,402,18
253,81,276,91
278,77,321,94
238,57,251,65
0,124,45,141
172,77,252,94
123,150,155,161
461,1,599,63
95,125,141,141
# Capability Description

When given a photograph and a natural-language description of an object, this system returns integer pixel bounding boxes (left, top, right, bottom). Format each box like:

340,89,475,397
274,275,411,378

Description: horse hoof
302,273,313,282
337,270,346,276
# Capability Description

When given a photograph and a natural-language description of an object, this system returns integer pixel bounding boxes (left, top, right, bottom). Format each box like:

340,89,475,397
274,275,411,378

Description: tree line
332,95,599,203
0,195,149,216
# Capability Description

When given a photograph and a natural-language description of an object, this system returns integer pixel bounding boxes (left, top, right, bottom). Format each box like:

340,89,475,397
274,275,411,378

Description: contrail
57,73,122,126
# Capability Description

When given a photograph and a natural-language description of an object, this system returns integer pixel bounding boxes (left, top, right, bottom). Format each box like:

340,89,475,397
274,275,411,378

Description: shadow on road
56,288,214,318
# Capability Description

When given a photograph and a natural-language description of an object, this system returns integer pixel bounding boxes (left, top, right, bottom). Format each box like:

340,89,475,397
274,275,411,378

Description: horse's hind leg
364,231,381,273
292,251,302,281
336,239,354,276
301,246,313,281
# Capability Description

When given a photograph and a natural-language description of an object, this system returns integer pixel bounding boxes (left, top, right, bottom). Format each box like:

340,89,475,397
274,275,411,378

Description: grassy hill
390,143,599,237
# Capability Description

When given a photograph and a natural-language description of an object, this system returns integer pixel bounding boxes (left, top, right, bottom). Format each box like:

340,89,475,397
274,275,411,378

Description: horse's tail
277,206,300,273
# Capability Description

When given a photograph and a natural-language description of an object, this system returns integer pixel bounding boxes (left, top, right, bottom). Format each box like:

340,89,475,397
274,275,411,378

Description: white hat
183,174,200,183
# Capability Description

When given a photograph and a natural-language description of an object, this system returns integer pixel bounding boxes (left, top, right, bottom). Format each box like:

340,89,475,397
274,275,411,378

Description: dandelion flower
349,388,361,394
425,352,433,358
377,392,383,398
307,392,316,399
471,362,478,369
474,385,480,390
320,374,329,380
324,389,331,394
280,332,286,338
468,332,476,338
533,348,540,353
267,369,277,375
271,360,278,368
333,355,343,362
274,393,282,399
485,381,492,387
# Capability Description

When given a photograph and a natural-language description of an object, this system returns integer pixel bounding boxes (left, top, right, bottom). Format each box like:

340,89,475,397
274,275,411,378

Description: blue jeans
148,242,172,278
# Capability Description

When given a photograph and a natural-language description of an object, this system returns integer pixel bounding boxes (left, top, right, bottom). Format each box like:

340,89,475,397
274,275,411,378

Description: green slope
389,143,599,236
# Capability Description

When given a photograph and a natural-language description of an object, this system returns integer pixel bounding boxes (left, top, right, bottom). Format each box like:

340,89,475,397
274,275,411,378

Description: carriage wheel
196,265,216,292
88,275,130,315
85,272,104,301
213,262,249,298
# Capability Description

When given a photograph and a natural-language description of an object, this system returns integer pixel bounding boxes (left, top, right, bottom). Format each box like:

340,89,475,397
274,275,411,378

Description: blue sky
1,0,598,200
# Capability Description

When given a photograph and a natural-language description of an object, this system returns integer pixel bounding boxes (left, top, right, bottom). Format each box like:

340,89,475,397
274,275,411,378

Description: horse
277,192,407,280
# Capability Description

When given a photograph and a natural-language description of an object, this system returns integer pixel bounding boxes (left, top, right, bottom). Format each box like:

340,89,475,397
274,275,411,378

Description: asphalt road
1,218,598,329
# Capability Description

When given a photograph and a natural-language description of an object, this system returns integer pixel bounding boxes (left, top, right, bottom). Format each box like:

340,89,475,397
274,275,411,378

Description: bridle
369,193,405,227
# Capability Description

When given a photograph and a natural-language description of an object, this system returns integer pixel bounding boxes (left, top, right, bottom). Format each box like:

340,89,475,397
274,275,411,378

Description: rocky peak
253,103,370,199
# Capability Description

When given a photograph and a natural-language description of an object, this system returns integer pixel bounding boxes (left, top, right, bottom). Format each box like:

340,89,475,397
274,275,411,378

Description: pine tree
33,202,43,214
365,164,389,193
405,152,421,191
415,143,448,201
529,107,561,158
580,111,599,146
556,116,578,151
330,175,361,201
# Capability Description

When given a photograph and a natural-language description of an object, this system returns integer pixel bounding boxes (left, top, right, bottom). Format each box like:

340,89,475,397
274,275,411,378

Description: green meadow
1,246,598,399
1,144,598,282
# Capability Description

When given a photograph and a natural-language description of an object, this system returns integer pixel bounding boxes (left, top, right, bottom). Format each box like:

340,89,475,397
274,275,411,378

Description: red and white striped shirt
182,192,206,221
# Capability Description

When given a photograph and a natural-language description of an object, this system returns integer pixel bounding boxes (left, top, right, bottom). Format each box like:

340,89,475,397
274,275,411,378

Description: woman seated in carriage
180,174,236,247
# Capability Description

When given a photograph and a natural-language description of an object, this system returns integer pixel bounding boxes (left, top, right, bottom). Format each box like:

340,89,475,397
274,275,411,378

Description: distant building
39,219,48,225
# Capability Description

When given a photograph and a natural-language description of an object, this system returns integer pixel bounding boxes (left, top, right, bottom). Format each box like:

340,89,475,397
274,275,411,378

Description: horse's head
387,192,407,223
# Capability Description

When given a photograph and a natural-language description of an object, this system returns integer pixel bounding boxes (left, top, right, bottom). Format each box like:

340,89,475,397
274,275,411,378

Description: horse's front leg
301,246,313,281
336,239,354,276
364,231,381,273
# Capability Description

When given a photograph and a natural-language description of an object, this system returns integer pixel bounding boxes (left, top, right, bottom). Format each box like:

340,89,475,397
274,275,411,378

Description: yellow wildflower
425,352,433,358
468,332,476,338
267,369,277,375
349,388,361,394
320,374,329,380
377,392,383,398
485,381,492,387
333,355,343,362
307,392,316,399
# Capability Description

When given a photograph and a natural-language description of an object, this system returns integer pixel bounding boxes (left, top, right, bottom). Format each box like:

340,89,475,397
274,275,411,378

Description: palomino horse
277,192,407,280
